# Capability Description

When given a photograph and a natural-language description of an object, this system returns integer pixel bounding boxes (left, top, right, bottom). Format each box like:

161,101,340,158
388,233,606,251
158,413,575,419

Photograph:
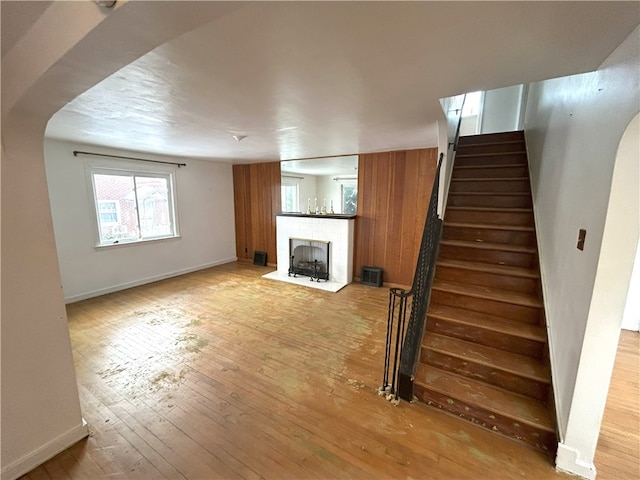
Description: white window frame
89,165,180,247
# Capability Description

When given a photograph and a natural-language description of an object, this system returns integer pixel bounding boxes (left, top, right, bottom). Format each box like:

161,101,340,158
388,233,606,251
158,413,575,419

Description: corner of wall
1,420,89,480
555,443,596,480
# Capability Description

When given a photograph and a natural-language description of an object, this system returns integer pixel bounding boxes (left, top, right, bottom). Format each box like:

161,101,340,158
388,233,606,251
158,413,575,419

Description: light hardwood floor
22,262,639,479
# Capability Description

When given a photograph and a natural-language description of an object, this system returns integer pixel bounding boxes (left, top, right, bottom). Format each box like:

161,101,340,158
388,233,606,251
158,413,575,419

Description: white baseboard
64,257,238,303
555,442,597,480
1,419,89,480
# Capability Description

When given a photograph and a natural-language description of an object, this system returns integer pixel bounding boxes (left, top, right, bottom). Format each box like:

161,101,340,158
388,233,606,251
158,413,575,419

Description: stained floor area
22,262,638,479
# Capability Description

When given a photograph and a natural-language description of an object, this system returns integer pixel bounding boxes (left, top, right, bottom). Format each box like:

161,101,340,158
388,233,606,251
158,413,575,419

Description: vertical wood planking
233,148,435,282
232,162,281,265
232,165,250,261
355,147,437,287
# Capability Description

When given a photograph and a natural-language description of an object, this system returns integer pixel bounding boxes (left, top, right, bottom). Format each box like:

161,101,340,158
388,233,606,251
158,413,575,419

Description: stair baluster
379,153,444,403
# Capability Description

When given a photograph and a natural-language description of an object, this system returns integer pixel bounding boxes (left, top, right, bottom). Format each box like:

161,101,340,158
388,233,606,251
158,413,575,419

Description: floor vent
361,266,383,287
253,251,267,266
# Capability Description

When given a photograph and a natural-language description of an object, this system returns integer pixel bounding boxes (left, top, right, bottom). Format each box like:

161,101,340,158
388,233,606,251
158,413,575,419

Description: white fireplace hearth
263,213,355,292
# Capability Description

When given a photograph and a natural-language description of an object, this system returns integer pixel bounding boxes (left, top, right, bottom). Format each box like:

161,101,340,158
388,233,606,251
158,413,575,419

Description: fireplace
266,214,355,292
288,238,330,281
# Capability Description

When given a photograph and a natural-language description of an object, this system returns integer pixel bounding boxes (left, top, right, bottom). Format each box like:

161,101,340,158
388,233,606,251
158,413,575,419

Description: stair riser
447,194,532,209
452,165,528,179
430,289,541,323
455,153,528,167
459,132,525,145
457,143,525,156
426,317,544,358
435,265,538,294
445,210,533,227
442,225,535,247
413,384,556,455
449,179,530,193
420,349,549,401
438,244,535,269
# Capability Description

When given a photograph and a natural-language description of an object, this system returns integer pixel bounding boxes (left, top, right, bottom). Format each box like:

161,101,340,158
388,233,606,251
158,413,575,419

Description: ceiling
281,155,358,176
32,2,640,163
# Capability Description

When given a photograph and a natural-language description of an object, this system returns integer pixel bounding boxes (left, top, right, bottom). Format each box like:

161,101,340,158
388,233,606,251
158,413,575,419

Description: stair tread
449,192,530,196
448,206,532,213
444,221,534,232
440,239,536,254
452,177,529,182
432,279,542,308
437,258,539,279
458,140,524,147
456,151,527,158
427,304,546,342
422,333,550,382
415,366,555,432
455,163,525,170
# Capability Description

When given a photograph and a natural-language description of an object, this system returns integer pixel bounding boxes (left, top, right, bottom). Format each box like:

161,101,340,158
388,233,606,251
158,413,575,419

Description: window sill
95,235,181,250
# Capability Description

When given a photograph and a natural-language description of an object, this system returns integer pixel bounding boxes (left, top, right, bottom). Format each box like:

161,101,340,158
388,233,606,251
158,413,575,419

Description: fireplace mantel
276,212,356,220
264,214,355,292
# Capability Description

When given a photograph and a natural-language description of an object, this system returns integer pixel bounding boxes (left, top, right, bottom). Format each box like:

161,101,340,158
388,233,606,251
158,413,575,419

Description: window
341,182,357,214
91,169,177,246
281,178,299,213
97,200,119,224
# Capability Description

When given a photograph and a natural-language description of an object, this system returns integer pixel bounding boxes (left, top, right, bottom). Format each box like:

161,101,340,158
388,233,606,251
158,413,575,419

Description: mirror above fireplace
280,155,358,215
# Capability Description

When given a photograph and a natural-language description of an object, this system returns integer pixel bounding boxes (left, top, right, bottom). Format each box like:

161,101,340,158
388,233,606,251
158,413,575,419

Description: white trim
94,233,182,250
476,90,485,133
64,257,237,303
1,420,89,480
516,84,529,131
555,443,597,480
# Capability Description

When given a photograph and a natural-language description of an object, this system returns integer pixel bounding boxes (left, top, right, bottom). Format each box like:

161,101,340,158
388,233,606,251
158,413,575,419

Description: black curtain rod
73,150,186,167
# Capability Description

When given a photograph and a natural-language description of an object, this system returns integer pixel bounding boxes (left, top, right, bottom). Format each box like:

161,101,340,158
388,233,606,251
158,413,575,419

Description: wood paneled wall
354,148,438,287
233,162,281,265
231,148,437,283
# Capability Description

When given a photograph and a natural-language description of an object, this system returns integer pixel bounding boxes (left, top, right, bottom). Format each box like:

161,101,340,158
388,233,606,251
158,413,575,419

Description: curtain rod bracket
73,150,186,168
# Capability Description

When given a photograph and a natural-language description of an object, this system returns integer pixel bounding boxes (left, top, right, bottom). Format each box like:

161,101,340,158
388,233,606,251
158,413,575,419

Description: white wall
622,244,640,331
524,26,639,479
297,174,318,213
44,138,237,302
2,117,88,480
620,117,640,332
481,84,524,134
316,175,344,213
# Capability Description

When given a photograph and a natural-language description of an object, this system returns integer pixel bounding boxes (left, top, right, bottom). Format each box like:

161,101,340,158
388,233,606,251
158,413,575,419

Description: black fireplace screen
288,238,330,281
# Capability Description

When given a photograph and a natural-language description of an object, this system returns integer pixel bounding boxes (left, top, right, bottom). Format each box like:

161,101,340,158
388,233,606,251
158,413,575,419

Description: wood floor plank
594,330,639,480
20,262,638,480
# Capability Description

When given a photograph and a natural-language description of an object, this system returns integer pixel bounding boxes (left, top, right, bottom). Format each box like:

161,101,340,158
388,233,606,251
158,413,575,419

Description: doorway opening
459,91,484,136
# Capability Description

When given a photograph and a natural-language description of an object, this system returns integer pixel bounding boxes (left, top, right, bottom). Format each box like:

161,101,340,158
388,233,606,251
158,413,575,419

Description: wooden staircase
413,131,557,455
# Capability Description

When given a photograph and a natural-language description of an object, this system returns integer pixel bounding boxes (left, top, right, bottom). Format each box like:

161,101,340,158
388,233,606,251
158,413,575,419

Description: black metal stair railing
379,152,444,403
